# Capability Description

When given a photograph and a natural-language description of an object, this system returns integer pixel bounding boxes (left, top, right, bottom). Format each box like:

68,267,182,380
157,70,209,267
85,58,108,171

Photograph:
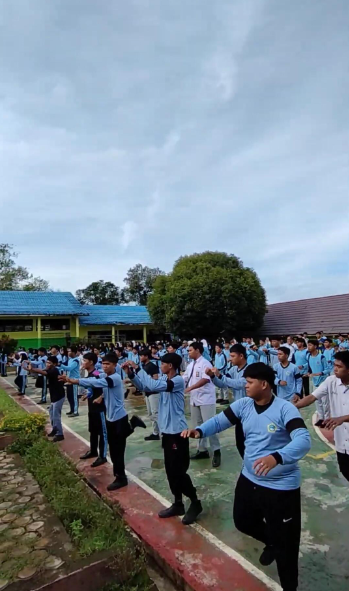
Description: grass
0,388,152,590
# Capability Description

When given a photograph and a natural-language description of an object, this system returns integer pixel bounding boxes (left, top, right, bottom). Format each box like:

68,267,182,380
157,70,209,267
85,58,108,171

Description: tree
148,251,267,339
76,280,121,305
0,244,49,291
123,264,165,305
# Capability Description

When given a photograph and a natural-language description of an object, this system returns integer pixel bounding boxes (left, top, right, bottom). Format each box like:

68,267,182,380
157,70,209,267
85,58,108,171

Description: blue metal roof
79,305,151,325
0,291,87,316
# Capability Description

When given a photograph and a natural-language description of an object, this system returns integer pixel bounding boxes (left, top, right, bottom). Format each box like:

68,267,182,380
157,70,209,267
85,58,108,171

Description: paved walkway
0,449,70,588
4,375,349,591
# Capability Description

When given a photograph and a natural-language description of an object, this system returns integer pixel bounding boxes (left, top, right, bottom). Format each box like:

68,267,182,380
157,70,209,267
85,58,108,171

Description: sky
0,0,348,304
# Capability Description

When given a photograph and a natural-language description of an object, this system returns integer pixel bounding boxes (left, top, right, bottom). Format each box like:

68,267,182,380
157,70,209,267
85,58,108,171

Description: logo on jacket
267,423,278,433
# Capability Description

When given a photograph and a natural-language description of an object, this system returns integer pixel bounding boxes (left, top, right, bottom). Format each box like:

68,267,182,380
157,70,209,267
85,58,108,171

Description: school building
0,291,152,348
262,293,349,336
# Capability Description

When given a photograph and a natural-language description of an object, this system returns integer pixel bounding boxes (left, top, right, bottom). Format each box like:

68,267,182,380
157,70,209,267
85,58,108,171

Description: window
42,318,70,331
0,319,33,333
87,330,112,341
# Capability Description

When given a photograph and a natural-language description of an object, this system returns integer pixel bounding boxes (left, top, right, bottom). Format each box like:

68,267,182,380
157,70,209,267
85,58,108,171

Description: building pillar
112,325,115,344
143,325,147,344
75,317,80,341
37,317,42,347
116,328,120,343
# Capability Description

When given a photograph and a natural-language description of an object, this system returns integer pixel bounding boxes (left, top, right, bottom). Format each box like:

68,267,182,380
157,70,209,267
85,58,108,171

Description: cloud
0,0,348,305
121,221,138,251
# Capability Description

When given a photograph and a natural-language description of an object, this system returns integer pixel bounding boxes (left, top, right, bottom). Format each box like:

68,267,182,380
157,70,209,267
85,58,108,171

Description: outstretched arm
182,405,239,439
212,374,246,390
127,368,169,393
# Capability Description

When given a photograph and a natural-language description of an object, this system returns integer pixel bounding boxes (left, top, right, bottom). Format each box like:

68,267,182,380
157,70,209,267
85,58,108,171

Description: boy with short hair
63,352,108,468
65,353,146,491
125,353,202,525
295,339,309,397
214,342,229,404
296,351,349,482
258,338,269,365
137,348,160,441
31,347,48,403
206,344,248,458
306,340,331,426
29,356,65,442
323,338,335,374
60,346,81,417
183,362,311,591
274,347,302,402
50,345,62,365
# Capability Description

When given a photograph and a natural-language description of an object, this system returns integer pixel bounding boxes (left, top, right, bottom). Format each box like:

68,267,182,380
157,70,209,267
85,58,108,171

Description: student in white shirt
295,351,349,482
183,342,221,468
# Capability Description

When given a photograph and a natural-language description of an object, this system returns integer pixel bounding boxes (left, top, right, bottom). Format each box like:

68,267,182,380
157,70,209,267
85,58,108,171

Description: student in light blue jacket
181,362,311,591
274,347,302,402
306,340,331,424
323,339,335,374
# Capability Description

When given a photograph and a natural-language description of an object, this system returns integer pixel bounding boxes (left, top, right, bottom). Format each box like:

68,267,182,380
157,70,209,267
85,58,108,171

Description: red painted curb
0,378,274,591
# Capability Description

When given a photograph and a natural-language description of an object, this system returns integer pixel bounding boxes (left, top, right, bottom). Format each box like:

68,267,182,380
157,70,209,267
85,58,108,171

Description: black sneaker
52,435,64,442
47,429,57,437
144,433,160,441
182,500,203,525
37,400,47,405
66,411,74,416
221,400,230,404
190,450,210,460
212,450,221,468
216,398,224,404
68,413,79,418
91,457,107,468
107,478,128,491
80,451,98,460
158,503,185,518
130,415,146,430
259,546,275,566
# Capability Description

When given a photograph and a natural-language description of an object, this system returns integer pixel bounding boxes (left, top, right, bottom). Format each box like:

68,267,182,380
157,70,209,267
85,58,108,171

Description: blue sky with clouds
0,0,348,303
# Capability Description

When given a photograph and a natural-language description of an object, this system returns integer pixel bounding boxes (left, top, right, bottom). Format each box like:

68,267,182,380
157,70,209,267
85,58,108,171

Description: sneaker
158,503,185,518
190,450,210,460
144,433,160,441
212,450,221,468
68,413,79,418
37,400,47,405
91,457,107,468
107,478,128,491
66,411,74,416
182,500,203,525
216,398,224,404
221,400,230,404
259,546,275,566
47,429,57,437
130,415,147,430
52,435,64,442
80,451,98,460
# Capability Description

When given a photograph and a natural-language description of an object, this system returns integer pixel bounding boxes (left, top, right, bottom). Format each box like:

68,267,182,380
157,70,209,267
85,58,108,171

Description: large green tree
148,251,266,338
76,280,122,305
123,264,165,305
0,244,49,291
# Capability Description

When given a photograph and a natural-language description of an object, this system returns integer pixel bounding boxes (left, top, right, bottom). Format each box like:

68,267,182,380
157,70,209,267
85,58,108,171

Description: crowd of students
1,332,349,591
